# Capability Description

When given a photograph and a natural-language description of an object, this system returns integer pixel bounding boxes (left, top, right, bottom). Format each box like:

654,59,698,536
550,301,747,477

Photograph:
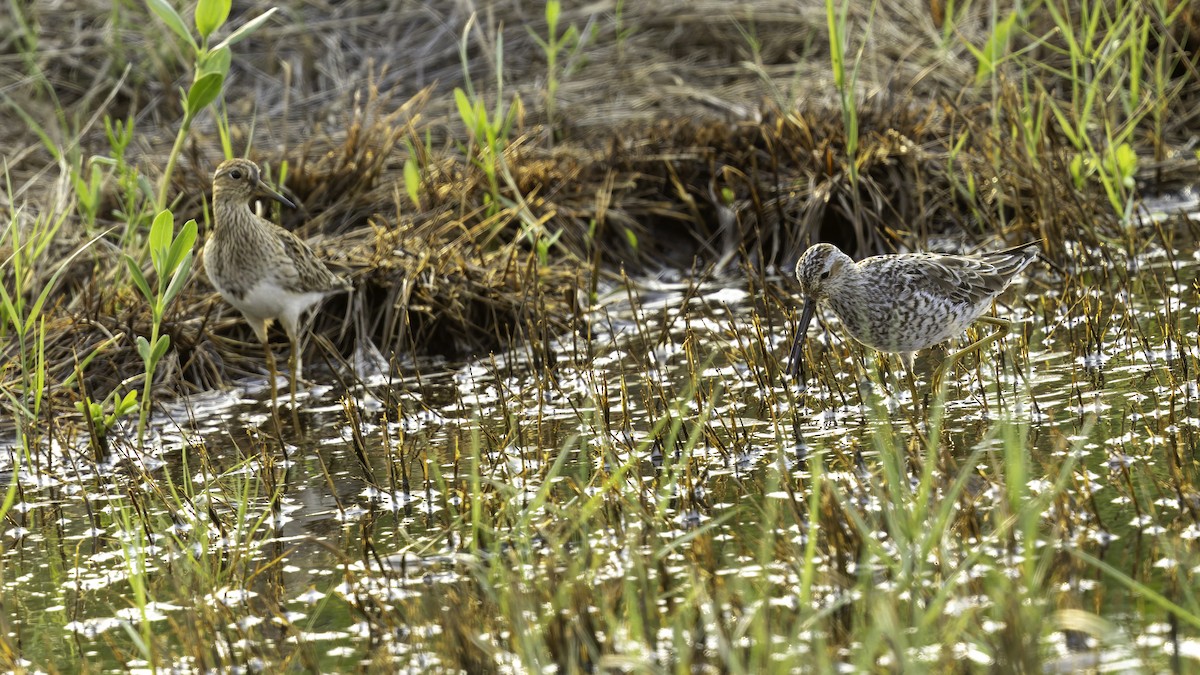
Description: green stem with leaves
126,209,197,446
144,0,277,209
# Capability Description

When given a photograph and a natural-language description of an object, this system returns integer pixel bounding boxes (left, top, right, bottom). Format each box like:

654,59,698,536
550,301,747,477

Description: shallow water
3,237,1200,671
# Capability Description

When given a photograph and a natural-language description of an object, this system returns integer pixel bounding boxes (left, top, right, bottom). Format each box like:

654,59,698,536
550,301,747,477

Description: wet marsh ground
7,224,1200,671
3,0,1200,672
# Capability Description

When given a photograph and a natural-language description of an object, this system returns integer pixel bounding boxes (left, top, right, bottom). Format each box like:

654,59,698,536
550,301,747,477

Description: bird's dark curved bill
787,297,817,380
257,179,296,209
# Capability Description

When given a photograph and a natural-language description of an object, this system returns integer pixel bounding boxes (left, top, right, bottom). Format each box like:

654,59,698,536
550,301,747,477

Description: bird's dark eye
819,271,831,280
229,169,243,180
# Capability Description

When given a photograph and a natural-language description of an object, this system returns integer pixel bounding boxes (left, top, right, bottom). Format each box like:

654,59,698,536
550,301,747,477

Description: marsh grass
3,250,1199,670
2,0,1200,671
7,0,1198,397
307,286,1194,671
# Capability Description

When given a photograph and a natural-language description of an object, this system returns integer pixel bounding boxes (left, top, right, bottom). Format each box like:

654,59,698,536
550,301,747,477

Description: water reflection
2,243,1198,670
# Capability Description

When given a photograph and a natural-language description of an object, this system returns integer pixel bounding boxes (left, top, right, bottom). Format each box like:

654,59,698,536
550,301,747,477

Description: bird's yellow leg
259,338,291,449
279,320,306,420
250,319,282,415
263,341,280,414
933,316,1012,389
287,337,301,428
949,315,1012,365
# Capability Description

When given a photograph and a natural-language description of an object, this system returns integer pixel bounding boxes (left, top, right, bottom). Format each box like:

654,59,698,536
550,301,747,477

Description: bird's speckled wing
870,242,1037,308
274,226,350,294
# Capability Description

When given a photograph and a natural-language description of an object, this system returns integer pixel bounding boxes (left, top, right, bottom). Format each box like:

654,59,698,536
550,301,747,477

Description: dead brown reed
4,0,1199,403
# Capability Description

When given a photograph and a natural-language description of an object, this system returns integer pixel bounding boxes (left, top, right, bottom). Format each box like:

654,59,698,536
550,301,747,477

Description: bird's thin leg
282,326,303,429
249,319,281,417
263,342,279,408
251,322,287,452
261,340,293,447
286,339,302,427
886,351,932,442
934,316,1012,389
948,316,1011,368
293,349,304,383
288,340,299,404
280,317,303,423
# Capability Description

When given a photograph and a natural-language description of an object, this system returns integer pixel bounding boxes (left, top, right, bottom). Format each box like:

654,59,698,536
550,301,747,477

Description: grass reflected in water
3,233,1200,671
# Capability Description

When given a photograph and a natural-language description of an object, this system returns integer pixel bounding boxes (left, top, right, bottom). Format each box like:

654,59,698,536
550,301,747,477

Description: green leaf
125,255,153,302
1046,99,1081,150
165,219,198,273
1116,144,1137,176
198,45,231,78
1110,143,1138,189
825,0,846,90
152,334,171,364
2,90,62,162
149,209,172,250
194,0,231,40
526,28,549,52
20,232,109,337
974,9,1018,85
137,174,156,202
119,389,140,414
454,88,476,135
1129,17,1148,105
73,173,93,210
136,335,152,362
546,0,560,33
144,0,198,52
185,71,225,119
58,334,121,390
403,157,422,208
162,252,194,306
89,163,103,194
149,209,173,272
502,96,522,140
0,285,18,330
212,7,278,52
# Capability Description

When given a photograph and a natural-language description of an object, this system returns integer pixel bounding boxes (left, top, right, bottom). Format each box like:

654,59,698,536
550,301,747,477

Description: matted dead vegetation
3,0,1200,401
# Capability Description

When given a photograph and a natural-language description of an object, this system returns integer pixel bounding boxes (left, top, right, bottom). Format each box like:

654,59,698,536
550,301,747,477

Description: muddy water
2,238,1199,670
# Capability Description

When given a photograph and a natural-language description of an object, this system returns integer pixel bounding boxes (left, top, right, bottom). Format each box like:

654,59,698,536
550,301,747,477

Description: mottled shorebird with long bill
788,241,1039,384
204,158,351,405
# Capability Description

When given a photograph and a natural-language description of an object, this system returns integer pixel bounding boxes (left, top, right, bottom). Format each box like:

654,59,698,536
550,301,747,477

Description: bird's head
794,242,852,300
212,158,295,209
787,242,852,381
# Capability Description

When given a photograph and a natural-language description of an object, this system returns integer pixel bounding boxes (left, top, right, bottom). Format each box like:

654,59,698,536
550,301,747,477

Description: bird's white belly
232,280,327,322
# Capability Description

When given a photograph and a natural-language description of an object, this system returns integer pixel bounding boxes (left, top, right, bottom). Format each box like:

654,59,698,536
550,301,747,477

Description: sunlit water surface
3,235,1200,671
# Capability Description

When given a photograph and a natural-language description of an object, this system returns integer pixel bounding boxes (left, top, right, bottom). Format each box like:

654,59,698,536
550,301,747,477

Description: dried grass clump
22,89,584,400
17,81,1154,400
476,100,1068,272
6,0,1200,403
